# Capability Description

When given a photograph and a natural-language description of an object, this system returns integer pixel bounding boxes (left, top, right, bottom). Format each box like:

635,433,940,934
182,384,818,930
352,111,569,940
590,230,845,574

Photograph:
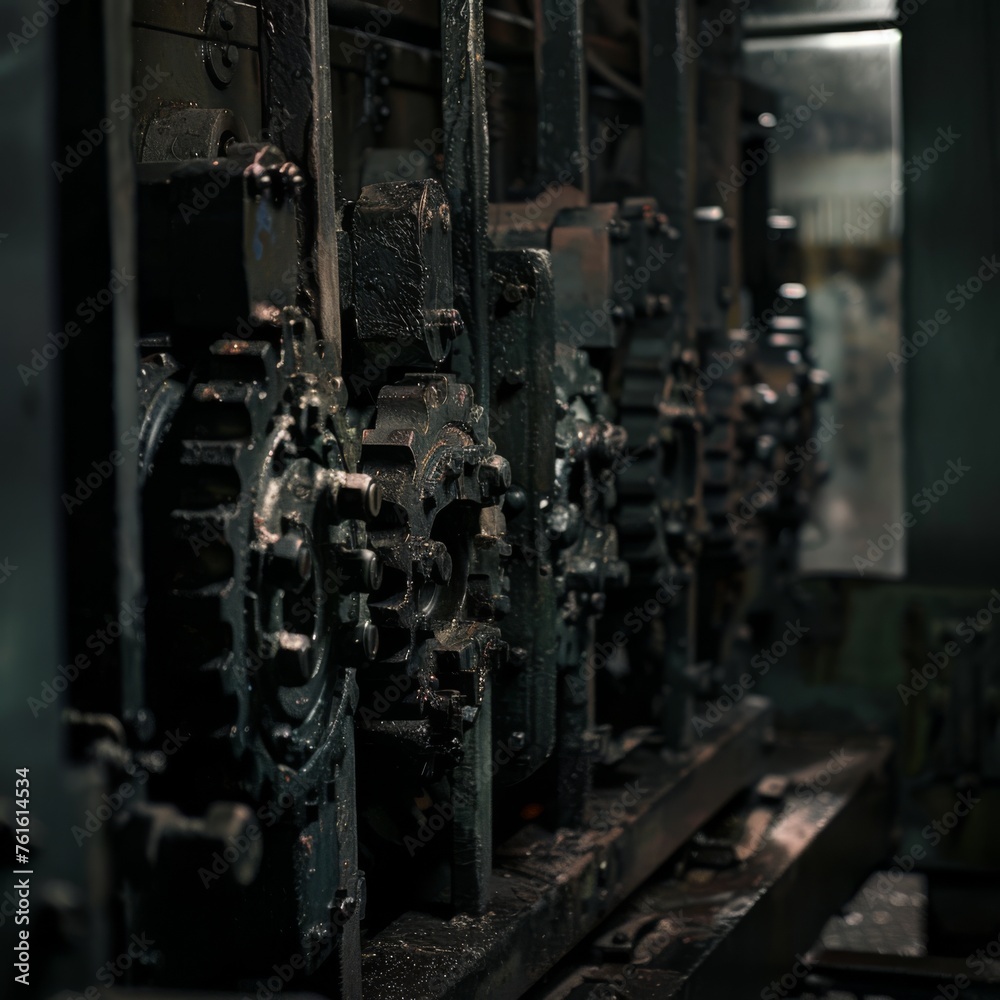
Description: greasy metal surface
534,0,588,196
489,248,560,786
440,0,491,392
361,698,773,1000
259,0,343,369
349,180,459,365
532,735,893,1000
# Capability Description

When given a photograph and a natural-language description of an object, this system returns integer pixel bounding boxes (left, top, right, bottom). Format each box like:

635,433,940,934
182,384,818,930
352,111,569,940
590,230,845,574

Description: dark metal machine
2,1,899,998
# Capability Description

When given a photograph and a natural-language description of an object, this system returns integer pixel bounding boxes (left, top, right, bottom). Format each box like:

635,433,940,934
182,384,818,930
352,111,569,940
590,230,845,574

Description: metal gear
357,372,508,760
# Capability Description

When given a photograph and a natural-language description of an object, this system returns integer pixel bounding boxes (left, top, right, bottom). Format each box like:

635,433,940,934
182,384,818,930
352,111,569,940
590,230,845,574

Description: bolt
335,473,382,521
279,161,307,196
479,454,511,497
334,890,357,920
431,548,453,585
357,620,379,660
219,4,235,30
340,547,382,592
509,646,528,668
203,802,264,886
267,532,312,591
222,43,238,69
505,485,527,515
271,722,294,748
509,731,527,751
272,631,313,685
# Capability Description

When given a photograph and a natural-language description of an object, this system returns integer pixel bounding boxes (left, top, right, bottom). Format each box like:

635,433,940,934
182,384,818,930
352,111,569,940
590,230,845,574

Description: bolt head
272,632,313,685
268,532,312,591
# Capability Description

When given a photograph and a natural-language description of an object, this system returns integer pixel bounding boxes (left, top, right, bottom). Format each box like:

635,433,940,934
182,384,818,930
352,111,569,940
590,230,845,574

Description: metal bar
812,949,1000,997
259,0,342,371
361,697,773,1000
105,0,145,743
451,679,494,914
533,735,894,1000
534,0,588,197
440,0,491,395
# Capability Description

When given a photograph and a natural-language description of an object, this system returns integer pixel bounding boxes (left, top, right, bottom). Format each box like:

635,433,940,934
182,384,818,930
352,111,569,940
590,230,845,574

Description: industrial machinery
2,1,924,998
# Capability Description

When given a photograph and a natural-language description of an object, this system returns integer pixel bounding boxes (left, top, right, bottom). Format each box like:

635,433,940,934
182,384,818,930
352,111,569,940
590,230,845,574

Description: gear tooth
169,510,237,587
206,338,276,383
144,320,354,798
174,461,243,509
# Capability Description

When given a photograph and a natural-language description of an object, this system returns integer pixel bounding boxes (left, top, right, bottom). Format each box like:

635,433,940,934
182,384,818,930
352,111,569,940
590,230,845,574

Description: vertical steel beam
640,0,701,747
441,0,491,395
641,0,694,249
440,0,494,913
641,0,697,348
104,0,145,730
451,680,493,914
259,0,342,372
534,0,588,197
